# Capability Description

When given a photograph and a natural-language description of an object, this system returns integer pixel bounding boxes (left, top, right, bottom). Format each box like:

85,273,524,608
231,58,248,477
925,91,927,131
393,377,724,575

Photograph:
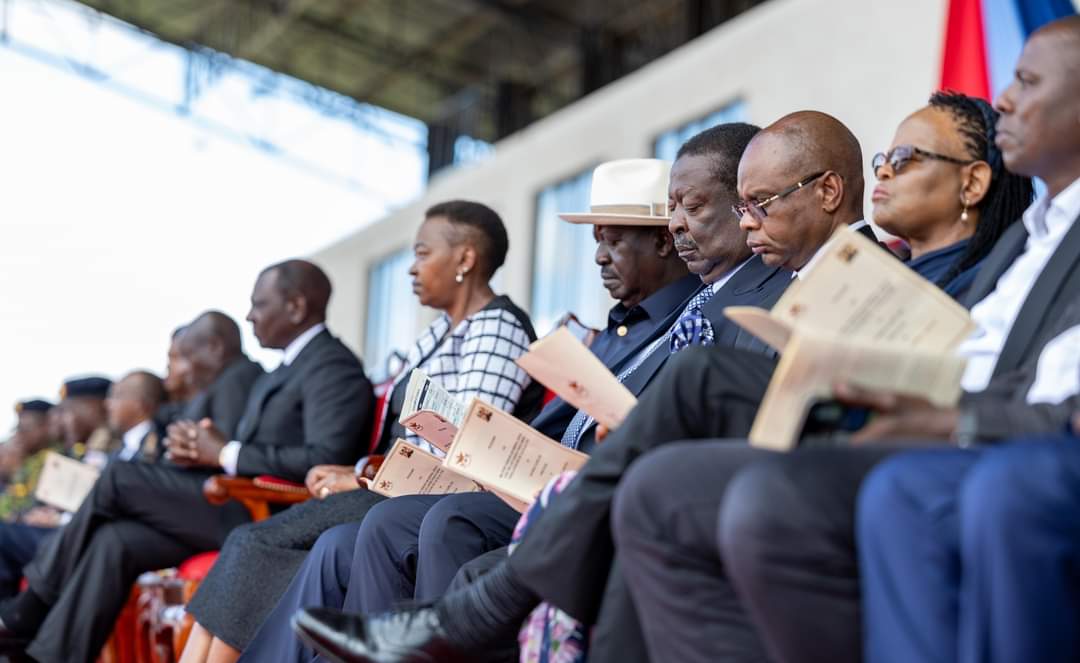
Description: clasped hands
165,418,228,468
305,464,362,499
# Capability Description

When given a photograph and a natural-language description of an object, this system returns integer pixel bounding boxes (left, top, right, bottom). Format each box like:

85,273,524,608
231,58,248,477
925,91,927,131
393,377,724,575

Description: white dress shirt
219,322,327,475
1026,323,1080,404
118,419,153,462
958,177,1080,393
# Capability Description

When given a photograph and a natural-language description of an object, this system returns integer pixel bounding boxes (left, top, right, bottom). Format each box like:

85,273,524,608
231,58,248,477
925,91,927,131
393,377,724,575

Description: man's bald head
261,260,332,320
736,111,866,271
753,111,865,215
187,311,242,356
106,371,165,434
179,310,244,391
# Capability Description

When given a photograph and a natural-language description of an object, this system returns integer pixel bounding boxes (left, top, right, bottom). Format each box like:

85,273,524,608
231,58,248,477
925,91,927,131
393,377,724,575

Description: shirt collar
282,322,326,366
122,419,152,454
795,219,868,280
709,256,754,294
1022,176,1080,239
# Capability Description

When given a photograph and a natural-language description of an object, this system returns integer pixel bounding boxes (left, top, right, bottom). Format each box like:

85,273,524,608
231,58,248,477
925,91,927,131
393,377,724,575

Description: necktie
669,286,717,353
559,286,717,448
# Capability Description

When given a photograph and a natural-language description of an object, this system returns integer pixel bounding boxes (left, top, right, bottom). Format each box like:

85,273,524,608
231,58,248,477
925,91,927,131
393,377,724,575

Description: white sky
0,0,426,434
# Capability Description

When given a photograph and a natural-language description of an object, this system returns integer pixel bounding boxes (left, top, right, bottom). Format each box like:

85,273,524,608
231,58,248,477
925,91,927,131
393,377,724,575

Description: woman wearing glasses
871,91,1033,300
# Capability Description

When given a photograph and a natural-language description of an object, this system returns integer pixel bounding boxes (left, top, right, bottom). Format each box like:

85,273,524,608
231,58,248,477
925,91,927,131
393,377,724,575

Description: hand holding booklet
724,226,975,451
444,399,589,507
368,439,483,497
34,451,100,513
516,326,637,430
398,369,467,453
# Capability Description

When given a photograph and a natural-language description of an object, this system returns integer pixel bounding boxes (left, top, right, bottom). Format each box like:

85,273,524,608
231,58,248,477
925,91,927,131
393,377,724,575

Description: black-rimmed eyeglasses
732,171,827,221
871,145,975,178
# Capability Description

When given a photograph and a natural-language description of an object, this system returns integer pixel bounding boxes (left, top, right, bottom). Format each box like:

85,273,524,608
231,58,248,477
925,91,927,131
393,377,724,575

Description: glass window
364,248,419,382
653,100,748,160
530,168,611,336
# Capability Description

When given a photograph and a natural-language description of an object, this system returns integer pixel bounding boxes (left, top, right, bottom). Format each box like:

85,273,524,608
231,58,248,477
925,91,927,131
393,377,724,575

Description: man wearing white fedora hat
268,156,710,646
288,123,799,663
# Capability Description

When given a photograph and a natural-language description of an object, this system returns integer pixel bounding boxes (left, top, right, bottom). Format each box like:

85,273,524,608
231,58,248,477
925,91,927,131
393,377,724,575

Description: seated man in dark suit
288,114,873,663
172,310,266,440
0,259,375,663
305,158,708,616
157,324,197,429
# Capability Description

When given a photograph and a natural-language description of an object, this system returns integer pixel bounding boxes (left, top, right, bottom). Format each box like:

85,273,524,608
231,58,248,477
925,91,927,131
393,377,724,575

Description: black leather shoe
291,606,470,663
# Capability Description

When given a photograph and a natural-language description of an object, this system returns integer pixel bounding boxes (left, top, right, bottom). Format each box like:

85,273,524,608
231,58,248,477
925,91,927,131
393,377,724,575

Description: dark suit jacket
957,213,1080,439
233,329,374,482
179,355,265,439
960,214,1080,379
575,255,790,450
529,281,701,441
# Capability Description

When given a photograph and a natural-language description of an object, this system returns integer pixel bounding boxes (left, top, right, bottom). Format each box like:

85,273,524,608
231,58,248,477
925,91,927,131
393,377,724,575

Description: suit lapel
234,362,294,443
993,213,1080,377
961,223,1028,309
700,256,785,322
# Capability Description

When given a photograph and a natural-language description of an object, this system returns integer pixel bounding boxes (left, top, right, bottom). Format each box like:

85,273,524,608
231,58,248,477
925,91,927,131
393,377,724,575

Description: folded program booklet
516,326,638,430
398,369,468,452
724,226,975,451
368,439,483,498
34,451,100,513
444,399,589,507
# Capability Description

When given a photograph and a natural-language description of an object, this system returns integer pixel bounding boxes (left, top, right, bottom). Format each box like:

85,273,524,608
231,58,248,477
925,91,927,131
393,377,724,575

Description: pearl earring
455,272,464,284
960,196,969,222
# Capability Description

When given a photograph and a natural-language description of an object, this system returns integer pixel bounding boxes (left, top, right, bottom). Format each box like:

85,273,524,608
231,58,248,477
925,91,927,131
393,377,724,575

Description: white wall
313,0,947,356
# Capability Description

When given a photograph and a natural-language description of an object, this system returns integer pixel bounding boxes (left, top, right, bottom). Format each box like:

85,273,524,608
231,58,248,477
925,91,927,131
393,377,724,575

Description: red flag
940,0,991,99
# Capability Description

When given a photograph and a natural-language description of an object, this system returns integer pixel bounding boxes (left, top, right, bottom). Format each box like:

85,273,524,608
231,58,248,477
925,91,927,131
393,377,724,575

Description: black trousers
612,441,773,663
0,524,54,599
719,445,901,663
22,462,250,663
507,346,777,623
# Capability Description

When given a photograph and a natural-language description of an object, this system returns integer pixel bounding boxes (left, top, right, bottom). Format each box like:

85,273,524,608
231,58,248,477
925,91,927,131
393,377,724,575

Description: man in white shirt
106,371,166,463
706,15,1080,663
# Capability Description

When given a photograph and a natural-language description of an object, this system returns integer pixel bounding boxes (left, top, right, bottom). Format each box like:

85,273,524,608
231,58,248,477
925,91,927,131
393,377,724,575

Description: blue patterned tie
559,286,717,448
669,286,716,353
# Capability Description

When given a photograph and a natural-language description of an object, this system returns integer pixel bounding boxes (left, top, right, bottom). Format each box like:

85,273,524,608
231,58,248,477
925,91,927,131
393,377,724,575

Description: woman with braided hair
871,90,1034,301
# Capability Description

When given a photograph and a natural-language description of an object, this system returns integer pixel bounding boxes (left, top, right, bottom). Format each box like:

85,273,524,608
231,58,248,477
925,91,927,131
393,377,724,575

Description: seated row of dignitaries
606,83,1040,663
227,133,795,663
267,119,831,663
0,374,164,601
285,85,1042,663
0,259,375,663
178,200,548,663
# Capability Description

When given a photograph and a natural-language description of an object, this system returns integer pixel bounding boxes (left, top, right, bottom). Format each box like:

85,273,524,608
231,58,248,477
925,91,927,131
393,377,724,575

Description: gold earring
455,272,464,284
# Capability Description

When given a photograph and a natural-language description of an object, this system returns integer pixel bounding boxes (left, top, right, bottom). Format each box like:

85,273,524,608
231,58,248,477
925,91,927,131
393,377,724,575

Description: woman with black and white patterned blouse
181,200,544,663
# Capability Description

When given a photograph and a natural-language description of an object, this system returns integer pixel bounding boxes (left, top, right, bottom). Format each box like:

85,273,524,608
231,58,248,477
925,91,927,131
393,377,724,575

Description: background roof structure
69,0,766,171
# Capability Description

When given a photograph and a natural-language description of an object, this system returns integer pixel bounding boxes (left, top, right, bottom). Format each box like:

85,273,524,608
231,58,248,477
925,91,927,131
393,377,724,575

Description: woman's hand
304,464,359,498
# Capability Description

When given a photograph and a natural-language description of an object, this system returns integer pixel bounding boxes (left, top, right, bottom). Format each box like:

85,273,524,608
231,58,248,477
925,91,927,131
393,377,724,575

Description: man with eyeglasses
734,110,878,274
287,111,874,663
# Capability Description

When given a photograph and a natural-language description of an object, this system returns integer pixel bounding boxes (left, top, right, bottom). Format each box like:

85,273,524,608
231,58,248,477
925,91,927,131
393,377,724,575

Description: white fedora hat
559,158,672,226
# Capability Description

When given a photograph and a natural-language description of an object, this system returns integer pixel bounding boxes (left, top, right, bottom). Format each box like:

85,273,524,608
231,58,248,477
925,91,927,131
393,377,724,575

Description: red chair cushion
253,475,307,493
176,551,219,581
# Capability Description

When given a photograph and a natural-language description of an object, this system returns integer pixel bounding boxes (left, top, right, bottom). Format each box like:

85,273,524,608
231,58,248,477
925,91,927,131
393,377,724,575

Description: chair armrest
358,455,385,482
202,475,311,522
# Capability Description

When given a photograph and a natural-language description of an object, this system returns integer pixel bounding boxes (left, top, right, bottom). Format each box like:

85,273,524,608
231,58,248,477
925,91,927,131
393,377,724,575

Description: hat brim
558,213,670,226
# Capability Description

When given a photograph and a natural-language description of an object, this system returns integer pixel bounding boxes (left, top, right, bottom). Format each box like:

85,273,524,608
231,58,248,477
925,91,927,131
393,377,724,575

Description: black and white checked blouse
384,295,539,456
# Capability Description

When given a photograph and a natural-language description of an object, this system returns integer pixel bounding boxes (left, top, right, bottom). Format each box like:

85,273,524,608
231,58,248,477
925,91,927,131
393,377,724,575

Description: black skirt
185,488,387,650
